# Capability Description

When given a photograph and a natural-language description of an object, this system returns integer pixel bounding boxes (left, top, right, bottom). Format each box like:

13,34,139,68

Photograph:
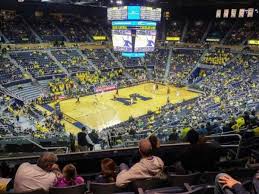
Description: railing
206,133,242,159
0,136,69,154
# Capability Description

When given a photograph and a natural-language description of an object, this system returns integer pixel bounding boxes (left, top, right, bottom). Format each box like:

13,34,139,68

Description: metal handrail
0,136,69,153
206,133,242,159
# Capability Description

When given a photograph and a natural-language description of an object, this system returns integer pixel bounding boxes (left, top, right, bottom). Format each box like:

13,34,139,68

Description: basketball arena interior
0,0,258,193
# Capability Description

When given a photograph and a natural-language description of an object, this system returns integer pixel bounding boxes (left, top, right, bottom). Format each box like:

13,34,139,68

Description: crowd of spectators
51,49,91,73
201,48,234,66
169,49,203,84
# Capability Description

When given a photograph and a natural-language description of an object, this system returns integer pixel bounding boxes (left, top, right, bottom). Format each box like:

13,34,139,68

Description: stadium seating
0,57,24,85
49,184,86,194
27,17,65,42
166,20,184,38
83,49,119,69
201,48,234,65
51,49,92,73
224,20,255,45
0,15,37,43
54,16,91,42
206,19,234,41
184,20,209,43
9,51,63,78
169,49,203,84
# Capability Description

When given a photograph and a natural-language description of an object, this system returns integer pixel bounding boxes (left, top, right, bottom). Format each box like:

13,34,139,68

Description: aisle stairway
7,82,45,102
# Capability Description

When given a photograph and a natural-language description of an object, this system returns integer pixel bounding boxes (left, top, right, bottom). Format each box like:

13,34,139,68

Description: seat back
89,182,117,194
4,189,48,194
145,186,204,194
132,177,169,192
49,184,86,194
199,171,220,184
168,173,201,186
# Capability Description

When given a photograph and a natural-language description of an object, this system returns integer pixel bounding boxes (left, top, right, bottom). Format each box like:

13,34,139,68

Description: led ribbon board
122,52,145,58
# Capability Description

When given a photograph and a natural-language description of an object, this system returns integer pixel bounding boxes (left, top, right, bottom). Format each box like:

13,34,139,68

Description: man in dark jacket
77,127,94,151
181,129,222,172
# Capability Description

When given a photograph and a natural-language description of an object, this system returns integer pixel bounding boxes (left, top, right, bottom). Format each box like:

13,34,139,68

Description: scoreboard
108,6,162,22
108,6,128,20
141,7,161,21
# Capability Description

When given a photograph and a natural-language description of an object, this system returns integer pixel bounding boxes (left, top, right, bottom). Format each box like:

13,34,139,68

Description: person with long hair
55,164,84,187
96,158,117,183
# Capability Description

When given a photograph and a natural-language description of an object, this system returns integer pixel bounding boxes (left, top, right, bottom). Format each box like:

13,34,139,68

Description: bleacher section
27,17,65,42
166,20,184,38
169,49,203,84
51,49,93,73
54,16,91,42
184,20,209,43
207,19,234,41
225,20,255,45
9,51,64,78
0,15,36,43
83,49,119,69
201,48,234,66
0,57,24,85
7,82,44,102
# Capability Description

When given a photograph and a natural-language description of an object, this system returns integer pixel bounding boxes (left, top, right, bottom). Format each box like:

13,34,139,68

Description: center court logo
114,93,152,106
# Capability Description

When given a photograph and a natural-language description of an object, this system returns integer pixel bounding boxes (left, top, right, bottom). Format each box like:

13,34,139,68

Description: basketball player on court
130,97,134,105
167,95,170,104
167,87,170,95
76,95,80,103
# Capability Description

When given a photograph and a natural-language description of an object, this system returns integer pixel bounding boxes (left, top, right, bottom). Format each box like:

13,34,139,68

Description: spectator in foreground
148,135,161,156
214,172,259,194
129,135,161,166
96,158,117,183
55,164,84,187
116,139,165,187
181,129,222,172
14,152,60,192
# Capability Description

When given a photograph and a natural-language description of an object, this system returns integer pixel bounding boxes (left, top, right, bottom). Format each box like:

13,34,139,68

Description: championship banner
95,84,117,93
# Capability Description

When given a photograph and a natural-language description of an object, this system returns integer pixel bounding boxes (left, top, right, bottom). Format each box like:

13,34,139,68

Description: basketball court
40,83,200,134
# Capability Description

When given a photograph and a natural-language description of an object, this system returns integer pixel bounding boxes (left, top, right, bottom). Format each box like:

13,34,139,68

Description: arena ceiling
0,0,258,8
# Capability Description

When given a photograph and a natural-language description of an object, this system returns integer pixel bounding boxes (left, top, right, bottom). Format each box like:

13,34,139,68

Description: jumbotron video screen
135,30,156,52
112,30,133,52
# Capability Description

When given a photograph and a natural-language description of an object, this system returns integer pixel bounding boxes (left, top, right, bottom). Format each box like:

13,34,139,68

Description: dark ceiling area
0,0,258,8
0,0,258,18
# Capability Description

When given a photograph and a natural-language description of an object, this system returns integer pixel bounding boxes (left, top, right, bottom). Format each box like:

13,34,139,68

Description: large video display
134,30,156,52
112,30,133,52
108,6,162,21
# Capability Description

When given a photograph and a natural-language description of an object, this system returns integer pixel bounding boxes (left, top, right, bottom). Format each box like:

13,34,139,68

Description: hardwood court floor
47,83,200,133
